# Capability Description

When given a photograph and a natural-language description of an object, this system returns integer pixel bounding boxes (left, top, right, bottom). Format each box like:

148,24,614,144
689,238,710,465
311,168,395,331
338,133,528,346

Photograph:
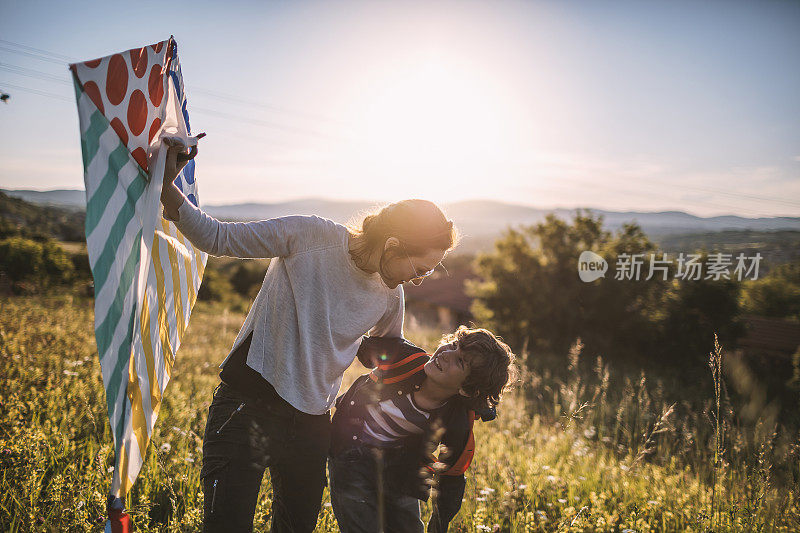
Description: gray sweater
173,200,404,414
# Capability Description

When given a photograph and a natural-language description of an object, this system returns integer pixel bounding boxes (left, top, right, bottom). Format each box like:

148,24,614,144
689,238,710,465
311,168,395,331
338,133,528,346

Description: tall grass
1,294,798,531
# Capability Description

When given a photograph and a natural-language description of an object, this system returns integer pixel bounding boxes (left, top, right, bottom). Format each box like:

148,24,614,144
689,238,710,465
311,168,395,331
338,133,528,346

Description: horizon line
2,187,799,220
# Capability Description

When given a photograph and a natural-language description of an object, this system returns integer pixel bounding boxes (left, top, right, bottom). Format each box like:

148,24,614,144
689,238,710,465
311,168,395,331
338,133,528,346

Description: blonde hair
348,199,459,268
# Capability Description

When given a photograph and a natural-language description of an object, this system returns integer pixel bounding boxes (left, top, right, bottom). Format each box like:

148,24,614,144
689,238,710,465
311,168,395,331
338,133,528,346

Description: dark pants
328,447,424,533
201,382,331,533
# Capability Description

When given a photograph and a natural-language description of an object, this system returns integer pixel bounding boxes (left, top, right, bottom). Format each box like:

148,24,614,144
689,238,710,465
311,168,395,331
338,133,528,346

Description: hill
4,188,800,254
0,190,85,242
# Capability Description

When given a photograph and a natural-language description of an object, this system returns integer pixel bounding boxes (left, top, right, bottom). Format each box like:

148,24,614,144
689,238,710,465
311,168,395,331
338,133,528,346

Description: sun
347,56,521,202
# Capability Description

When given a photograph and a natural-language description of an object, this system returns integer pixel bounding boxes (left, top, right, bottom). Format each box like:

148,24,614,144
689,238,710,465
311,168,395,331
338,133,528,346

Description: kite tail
105,496,132,533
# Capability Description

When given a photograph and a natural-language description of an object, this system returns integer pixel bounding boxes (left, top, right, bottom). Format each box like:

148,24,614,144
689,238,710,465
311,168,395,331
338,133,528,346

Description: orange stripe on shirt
377,352,429,370
443,411,476,476
381,364,427,384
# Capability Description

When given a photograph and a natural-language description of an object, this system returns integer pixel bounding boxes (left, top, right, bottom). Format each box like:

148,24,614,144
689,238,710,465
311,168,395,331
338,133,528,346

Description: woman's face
380,245,447,289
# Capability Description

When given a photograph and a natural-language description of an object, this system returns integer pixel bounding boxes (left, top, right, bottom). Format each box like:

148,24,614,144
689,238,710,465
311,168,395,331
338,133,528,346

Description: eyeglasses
401,246,439,286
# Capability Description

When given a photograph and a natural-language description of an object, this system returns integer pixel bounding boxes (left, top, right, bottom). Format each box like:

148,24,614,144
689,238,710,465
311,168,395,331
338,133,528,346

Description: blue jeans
328,447,424,533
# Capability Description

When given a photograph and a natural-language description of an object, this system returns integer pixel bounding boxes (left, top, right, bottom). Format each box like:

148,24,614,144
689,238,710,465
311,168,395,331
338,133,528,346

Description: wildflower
518,484,527,490
160,443,171,453
63,370,79,376
476,497,487,502
547,475,556,483
324,502,332,508
476,526,491,532
647,500,659,506
558,498,567,504
480,487,495,495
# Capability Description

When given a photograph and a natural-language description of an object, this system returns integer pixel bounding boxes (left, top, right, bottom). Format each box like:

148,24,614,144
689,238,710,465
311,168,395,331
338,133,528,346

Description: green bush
741,262,800,320
197,267,233,302
230,262,267,299
469,213,744,378
0,237,74,288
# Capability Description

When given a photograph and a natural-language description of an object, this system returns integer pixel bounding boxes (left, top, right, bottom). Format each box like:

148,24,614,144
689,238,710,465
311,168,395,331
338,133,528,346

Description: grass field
1,294,798,531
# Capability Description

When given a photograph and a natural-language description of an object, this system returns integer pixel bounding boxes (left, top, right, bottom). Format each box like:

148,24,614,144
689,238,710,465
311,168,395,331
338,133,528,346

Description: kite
70,37,206,530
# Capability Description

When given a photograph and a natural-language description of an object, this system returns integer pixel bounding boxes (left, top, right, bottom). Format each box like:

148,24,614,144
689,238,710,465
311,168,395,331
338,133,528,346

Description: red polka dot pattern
127,90,148,136
131,148,148,171
82,80,104,113
105,54,128,106
148,65,164,107
148,118,162,143
130,48,148,78
73,38,171,172
110,117,129,145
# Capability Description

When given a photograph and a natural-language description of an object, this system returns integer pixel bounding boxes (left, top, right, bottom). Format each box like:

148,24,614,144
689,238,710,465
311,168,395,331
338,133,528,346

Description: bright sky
1,0,798,217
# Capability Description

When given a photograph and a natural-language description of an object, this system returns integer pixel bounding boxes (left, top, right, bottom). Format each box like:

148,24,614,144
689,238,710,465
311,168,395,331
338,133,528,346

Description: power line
0,64,355,143
0,63,71,85
0,39,78,62
1,78,792,217
0,81,73,102
0,45,67,65
1,38,797,214
191,106,352,143
0,39,352,130
189,86,351,128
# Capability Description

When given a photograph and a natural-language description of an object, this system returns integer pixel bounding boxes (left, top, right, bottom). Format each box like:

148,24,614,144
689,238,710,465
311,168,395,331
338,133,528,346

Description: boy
329,326,516,533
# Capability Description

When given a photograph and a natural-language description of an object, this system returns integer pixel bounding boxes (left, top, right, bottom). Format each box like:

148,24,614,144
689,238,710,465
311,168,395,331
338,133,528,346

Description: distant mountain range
5,188,800,253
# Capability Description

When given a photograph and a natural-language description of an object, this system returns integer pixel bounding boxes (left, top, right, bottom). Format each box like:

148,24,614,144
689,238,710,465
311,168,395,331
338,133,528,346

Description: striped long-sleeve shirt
361,392,434,446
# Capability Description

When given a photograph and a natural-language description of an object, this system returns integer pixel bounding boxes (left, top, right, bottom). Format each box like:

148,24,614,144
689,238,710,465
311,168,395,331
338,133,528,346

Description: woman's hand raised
160,139,194,221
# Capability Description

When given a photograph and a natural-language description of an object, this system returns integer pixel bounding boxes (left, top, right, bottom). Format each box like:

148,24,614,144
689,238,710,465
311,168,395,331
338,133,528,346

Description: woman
160,141,458,532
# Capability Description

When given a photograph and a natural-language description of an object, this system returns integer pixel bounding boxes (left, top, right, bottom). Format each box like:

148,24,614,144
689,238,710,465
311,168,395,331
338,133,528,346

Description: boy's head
424,325,517,410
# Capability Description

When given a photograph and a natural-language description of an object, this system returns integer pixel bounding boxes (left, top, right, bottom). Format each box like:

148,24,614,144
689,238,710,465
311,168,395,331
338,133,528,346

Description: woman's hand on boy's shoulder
356,335,424,368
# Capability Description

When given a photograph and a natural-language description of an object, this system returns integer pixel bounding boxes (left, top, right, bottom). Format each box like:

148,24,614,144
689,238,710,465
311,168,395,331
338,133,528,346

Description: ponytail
348,199,458,266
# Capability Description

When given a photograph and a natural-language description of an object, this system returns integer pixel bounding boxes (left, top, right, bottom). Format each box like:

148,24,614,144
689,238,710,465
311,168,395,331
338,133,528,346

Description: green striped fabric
72,41,207,499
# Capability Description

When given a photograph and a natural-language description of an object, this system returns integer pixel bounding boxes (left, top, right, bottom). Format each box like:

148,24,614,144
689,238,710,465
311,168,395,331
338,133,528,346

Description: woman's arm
368,286,405,338
161,141,188,222
160,141,329,259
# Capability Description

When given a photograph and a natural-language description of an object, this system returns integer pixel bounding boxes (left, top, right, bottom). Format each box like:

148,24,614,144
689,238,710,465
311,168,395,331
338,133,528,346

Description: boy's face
424,338,471,396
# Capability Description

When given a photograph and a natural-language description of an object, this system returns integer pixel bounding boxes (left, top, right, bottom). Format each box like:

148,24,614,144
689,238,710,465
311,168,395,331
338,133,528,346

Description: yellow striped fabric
72,38,207,499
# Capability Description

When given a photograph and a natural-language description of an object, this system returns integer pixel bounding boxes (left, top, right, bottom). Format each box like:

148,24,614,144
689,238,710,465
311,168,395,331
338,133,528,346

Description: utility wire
0,39,352,129
1,38,798,214
191,106,351,143
0,81,72,102
0,38,77,62
4,74,795,216
0,63,71,85
189,86,351,128
0,79,790,217
0,45,67,65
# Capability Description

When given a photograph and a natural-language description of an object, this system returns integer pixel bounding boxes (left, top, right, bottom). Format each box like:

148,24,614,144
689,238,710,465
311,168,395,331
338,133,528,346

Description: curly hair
439,325,517,410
